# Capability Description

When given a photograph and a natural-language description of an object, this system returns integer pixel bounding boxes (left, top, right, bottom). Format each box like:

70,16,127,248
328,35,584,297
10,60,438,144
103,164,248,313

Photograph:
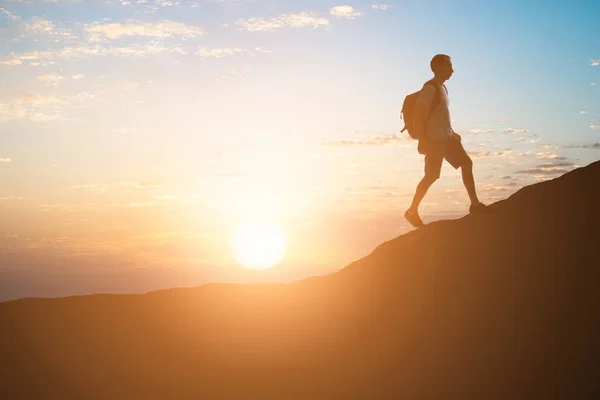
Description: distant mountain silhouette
1,161,599,399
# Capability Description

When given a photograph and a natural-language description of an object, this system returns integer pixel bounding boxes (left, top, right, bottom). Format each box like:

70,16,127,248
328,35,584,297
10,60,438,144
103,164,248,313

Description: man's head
430,54,453,81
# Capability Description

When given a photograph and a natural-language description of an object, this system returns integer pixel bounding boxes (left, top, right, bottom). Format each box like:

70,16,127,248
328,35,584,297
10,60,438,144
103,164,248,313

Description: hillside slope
1,161,599,399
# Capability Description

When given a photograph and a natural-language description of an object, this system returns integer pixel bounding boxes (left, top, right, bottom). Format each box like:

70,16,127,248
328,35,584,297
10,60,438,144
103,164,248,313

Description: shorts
424,137,471,179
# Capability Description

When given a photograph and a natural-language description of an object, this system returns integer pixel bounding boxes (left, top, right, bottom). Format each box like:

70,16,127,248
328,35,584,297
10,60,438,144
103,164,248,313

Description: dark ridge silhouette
1,161,599,399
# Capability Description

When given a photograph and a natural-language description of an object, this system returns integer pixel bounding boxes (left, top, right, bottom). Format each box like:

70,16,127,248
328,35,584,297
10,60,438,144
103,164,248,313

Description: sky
1,0,599,300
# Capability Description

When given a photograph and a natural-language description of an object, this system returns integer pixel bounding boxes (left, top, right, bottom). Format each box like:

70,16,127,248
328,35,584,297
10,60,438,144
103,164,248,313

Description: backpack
400,80,443,140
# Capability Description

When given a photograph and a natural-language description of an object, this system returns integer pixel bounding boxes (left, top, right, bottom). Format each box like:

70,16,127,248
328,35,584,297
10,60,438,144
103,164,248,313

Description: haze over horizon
1,0,599,300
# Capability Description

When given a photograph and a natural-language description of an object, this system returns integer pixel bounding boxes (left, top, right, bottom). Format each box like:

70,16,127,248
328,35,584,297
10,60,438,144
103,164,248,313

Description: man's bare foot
405,209,424,228
469,202,493,214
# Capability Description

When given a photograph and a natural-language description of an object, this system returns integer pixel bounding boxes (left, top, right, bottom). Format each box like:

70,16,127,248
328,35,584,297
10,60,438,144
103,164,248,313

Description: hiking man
405,54,489,228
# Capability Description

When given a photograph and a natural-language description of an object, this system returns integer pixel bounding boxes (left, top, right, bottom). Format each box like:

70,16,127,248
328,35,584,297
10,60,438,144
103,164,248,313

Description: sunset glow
231,220,286,270
0,0,599,300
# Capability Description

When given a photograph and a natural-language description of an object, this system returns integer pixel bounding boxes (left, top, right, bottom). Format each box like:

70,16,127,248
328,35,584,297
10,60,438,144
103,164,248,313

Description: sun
231,220,286,270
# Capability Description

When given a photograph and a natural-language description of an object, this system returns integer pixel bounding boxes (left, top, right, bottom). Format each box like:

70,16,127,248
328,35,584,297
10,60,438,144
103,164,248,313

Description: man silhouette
405,54,489,228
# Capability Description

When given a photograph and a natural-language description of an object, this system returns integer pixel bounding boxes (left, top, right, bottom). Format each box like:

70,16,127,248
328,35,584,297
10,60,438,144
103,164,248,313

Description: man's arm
413,84,435,139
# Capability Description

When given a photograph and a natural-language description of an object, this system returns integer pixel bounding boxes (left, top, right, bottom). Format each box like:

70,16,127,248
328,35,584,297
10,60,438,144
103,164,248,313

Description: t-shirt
416,82,453,141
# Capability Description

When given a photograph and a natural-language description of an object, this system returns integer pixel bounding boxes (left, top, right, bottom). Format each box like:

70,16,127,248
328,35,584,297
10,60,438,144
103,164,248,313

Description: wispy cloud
236,12,330,32
1,42,186,66
5,0,83,3
0,92,88,122
0,158,12,163
85,21,203,41
196,47,245,59
0,59,22,66
591,59,600,66
582,142,600,149
38,74,64,86
479,183,516,193
26,17,57,35
536,152,567,160
588,125,600,130
463,128,529,135
155,0,179,7
196,47,271,59
503,128,528,133
468,150,511,159
20,17,78,41
372,4,391,10
464,129,495,134
323,134,409,146
591,82,597,86
0,7,21,22
513,136,541,143
536,161,575,168
516,167,571,175
330,6,363,19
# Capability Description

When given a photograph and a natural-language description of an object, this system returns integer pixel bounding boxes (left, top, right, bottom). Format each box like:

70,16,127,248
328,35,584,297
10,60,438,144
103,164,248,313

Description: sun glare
231,220,286,270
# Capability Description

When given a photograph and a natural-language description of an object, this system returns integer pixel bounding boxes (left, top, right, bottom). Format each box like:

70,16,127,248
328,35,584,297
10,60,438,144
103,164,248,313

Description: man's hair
430,54,451,73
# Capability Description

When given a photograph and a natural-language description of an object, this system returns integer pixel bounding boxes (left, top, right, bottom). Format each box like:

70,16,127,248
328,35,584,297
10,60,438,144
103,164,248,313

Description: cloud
23,17,78,40
25,17,56,35
5,0,83,3
323,134,410,146
479,183,515,193
38,74,64,86
588,125,600,130
330,6,363,19
0,7,20,22
196,47,271,59
539,145,560,150
156,0,179,6
513,136,541,143
465,129,495,134
1,42,186,66
236,12,330,32
536,152,566,160
579,111,587,115
591,83,597,86
516,167,571,175
536,161,575,168
503,128,528,133
0,158,12,163
583,142,600,149
85,21,203,41
196,47,244,58
71,74,84,80
0,59,22,66
0,92,85,122
372,4,391,10
468,150,511,159
591,59,600,66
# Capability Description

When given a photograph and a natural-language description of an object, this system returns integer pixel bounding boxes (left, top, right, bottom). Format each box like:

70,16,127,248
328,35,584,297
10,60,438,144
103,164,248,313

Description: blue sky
0,0,599,300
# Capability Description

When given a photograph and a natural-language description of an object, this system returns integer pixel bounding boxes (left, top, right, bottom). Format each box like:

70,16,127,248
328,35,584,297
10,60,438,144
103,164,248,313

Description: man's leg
408,174,437,212
460,157,480,206
405,142,443,227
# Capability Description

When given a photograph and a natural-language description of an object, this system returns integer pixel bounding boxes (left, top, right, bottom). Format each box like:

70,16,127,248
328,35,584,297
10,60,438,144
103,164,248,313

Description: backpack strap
424,80,442,120
422,80,443,138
